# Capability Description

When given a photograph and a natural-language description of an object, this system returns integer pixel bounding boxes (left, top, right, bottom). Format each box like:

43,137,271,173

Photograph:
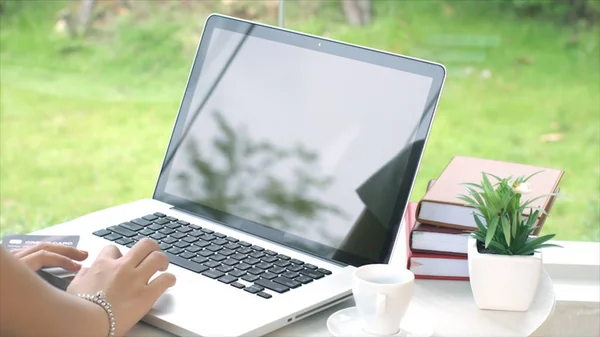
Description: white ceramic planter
467,236,542,311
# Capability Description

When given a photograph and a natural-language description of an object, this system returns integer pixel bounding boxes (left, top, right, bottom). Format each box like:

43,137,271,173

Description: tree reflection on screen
175,110,349,242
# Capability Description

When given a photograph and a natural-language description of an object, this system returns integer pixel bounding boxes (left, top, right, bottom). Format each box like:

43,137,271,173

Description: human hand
12,243,88,271
66,238,176,337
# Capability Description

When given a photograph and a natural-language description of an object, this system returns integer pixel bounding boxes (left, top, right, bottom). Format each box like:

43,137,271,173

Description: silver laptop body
53,14,446,336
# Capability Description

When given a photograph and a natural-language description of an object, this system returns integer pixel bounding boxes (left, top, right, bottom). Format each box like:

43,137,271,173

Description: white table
33,200,555,337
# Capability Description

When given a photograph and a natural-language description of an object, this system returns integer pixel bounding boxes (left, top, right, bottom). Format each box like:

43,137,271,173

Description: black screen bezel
153,14,446,267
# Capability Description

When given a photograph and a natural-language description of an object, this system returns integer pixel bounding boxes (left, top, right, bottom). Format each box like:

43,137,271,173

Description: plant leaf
501,214,511,246
473,213,486,232
485,216,499,248
523,170,544,182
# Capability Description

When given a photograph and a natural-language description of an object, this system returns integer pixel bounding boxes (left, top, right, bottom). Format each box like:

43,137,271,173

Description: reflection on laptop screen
159,24,439,265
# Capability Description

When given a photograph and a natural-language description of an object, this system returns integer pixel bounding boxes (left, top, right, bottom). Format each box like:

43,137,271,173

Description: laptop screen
154,15,445,266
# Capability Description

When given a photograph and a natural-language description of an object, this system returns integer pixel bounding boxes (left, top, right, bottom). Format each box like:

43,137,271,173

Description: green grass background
1,0,599,241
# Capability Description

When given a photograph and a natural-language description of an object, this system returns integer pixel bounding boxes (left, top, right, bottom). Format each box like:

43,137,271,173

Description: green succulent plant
458,171,561,255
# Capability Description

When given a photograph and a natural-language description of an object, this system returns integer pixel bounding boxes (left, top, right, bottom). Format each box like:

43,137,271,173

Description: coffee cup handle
376,293,387,316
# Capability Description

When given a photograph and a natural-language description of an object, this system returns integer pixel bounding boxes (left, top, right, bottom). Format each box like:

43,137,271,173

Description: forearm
0,248,109,337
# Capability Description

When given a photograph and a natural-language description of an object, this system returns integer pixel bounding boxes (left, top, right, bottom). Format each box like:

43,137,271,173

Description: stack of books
404,156,563,281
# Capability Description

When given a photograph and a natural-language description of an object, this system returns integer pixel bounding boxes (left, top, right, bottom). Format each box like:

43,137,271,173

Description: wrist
78,296,111,337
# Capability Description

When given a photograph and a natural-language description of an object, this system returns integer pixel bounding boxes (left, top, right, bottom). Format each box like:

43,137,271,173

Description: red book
405,202,469,281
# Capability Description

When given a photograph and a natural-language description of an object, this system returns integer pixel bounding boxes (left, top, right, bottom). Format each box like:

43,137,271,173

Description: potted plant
459,172,560,311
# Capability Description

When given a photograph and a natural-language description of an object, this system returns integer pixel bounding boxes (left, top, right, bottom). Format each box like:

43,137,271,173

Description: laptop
56,14,446,336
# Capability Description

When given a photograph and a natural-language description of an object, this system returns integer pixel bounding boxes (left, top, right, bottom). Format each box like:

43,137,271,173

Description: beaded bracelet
76,291,116,337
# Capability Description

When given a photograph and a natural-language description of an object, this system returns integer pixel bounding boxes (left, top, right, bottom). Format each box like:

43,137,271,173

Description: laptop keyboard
92,212,332,299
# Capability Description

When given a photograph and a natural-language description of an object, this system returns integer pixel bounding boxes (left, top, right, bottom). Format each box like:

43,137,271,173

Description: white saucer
327,307,434,337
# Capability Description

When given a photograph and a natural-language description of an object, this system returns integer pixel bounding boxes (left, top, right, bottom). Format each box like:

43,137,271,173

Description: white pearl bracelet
77,291,116,337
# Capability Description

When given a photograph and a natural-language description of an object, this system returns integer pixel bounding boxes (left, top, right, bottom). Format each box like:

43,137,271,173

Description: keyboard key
93,229,111,237
226,237,239,243
276,254,290,260
120,222,143,232
148,223,163,231
231,253,247,260
255,279,290,293
237,247,252,254
206,245,222,252
186,245,203,253
261,272,278,280
304,264,318,270
219,249,235,256
295,275,313,284
199,234,216,242
299,269,325,280
273,276,301,289
199,250,213,257
178,226,193,234
274,260,290,268
213,232,226,239
242,274,260,283
104,233,122,241
262,256,278,263
177,220,189,225
142,214,159,221
174,241,190,249
229,269,246,278
243,285,261,294
213,238,228,245
248,268,264,275
162,237,178,244
250,252,265,259
256,262,273,270
131,218,151,227
224,243,240,250
189,224,201,230
115,237,133,246
194,240,210,248
189,230,204,237
153,212,166,217
236,263,251,271
282,271,299,279
230,282,245,289
238,241,252,247
109,225,136,237
251,245,264,252
191,256,208,264
216,265,233,273
317,268,332,275
167,247,184,255
268,267,285,275
222,259,239,266
204,261,220,269
182,236,198,243
132,234,146,241
202,269,224,279
165,216,178,222
139,228,154,236
171,232,186,239
244,258,260,265
289,259,304,265
126,242,136,248
201,228,214,234
257,292,272,299
166,253,208,273
165,222,180,230
158,242,172,250
211,254,226,262
287,264,304,272
159,228,175,235
150,233,166,240
179,251,196,260
264,250,277,256
153,218,170,225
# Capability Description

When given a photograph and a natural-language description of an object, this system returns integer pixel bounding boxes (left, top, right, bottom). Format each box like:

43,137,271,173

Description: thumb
146,273,176,302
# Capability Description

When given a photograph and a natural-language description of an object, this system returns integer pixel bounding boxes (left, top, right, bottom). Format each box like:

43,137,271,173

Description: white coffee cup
352,264,415,336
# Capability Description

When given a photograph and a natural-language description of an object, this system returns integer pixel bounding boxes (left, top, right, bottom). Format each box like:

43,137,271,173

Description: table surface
34,200,556,337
